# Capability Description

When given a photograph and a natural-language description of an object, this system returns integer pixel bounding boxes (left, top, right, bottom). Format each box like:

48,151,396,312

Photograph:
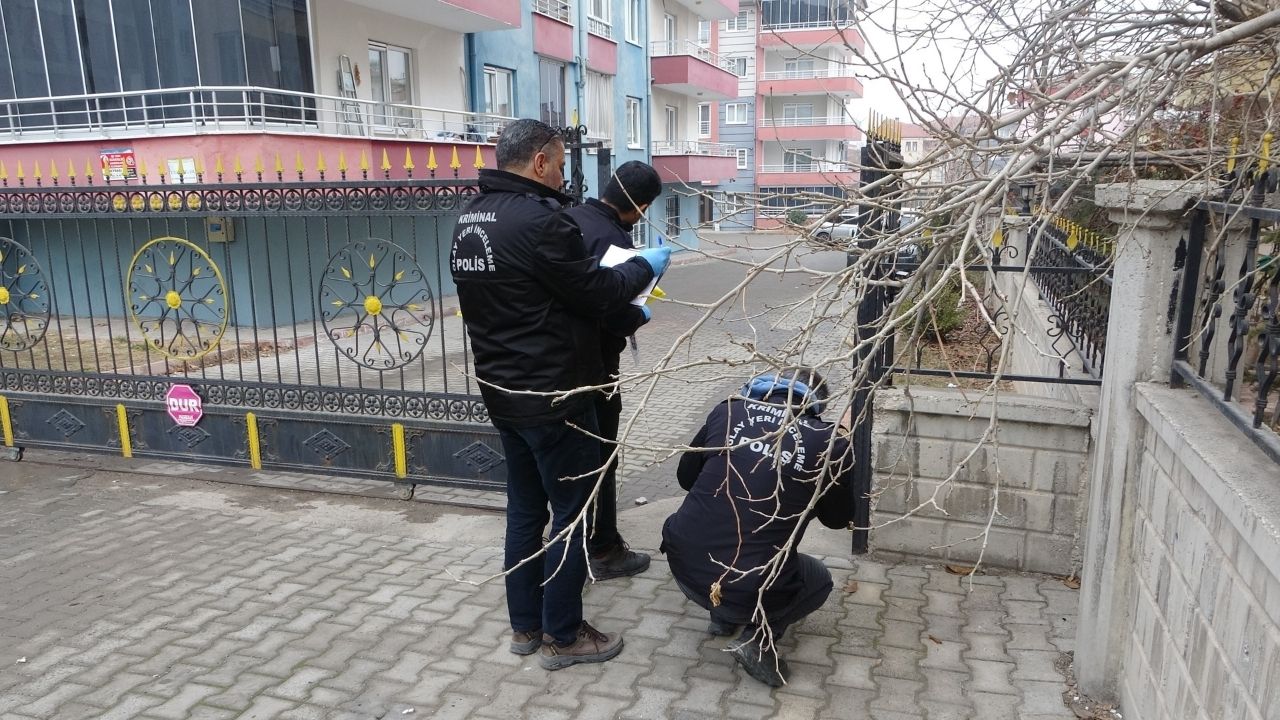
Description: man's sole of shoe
538,637,625,670
731,644,786,687
588,555,651,581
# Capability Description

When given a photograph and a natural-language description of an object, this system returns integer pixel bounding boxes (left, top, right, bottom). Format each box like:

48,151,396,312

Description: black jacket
565,198,650,371
661,397,854,620
450,170,654,426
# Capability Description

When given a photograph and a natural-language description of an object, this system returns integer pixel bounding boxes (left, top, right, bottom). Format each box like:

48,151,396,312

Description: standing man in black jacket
450,119,672,670
661,367,854,686
565,161,664,581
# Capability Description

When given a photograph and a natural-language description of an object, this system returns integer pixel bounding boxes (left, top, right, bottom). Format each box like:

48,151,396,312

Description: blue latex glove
637,246,672,276
640,305,652,323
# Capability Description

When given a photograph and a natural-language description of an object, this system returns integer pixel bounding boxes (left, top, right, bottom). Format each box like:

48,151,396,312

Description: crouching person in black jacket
661,367,854,687
450,119,672,670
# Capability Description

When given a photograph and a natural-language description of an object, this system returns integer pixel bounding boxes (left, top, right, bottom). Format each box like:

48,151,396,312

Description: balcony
0,86,512,145
758,24,865,52
651,141,737,185
532,0,571,22
663,0,738,19
758,116,863,142
757,162,858,187
757,69,864,98
344,0,520,32
650,41,741,101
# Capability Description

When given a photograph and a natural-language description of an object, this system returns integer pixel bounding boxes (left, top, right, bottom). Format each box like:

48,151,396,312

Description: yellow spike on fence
214,155,225,176
427,147,438,171
294,151,305,175
359,150,370,172
255,155,265,175
85,159,94,180
33,161,42,181
48,160,59,181
194,156,204,177
0,161,7,182
473,146,485,169
316,151,327,173
67,159,76,181
234,156,244,176
403,147,415,171
449,146,461,170
1227,136,1240,174
380,149,391,172
15,161,24,180
138,157,147,177
338,150,348,174
274,152,284,176
1259,132,1272,176
1067,226,1080,251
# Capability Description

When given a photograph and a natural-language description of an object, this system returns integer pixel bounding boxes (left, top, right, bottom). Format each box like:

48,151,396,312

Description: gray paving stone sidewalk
0,465,1078,720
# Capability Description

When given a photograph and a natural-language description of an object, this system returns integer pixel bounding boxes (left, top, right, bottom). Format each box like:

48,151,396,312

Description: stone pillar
1075,181,1199,699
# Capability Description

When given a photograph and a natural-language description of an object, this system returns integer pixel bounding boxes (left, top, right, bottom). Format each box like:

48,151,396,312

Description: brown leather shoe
537,621,623,670
510,629,542,655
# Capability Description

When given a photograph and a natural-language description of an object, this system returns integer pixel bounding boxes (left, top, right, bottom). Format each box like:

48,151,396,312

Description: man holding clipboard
566,161,665,581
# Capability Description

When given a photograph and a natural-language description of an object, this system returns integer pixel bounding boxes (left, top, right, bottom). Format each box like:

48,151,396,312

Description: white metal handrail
648,39,737,73
653,140,737,157
761,19,854,30
759,67,856,80
759,116,856,127
759,162,856,173
0,85,514,144
533,0,572,23
588,16,612,38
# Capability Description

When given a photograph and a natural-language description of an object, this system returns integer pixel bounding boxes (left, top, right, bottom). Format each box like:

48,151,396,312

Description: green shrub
786,209,808,226
898,278,965,342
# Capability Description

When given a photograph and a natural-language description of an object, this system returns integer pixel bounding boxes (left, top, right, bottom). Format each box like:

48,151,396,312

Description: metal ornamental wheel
319,238,436,370
126,236,229,360
0,237,51,352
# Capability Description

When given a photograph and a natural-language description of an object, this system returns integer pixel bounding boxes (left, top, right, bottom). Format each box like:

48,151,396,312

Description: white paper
599,245,659,306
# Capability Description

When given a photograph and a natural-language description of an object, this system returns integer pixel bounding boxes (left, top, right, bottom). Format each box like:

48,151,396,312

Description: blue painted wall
719,98,756,229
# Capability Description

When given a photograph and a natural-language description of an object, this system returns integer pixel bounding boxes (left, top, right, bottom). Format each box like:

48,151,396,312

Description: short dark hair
496,118,562,170
602,161,662,211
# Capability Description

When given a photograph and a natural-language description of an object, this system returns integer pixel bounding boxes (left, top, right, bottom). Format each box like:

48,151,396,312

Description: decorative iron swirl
126,236,228,360
0,237,51,351
319,238,436,370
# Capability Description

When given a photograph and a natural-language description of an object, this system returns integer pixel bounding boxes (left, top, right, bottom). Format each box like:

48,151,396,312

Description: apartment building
0,0,525,181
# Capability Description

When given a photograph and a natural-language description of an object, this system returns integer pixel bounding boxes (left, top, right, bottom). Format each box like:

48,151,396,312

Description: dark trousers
494,406,601,646
673,554,833,639
588,387,623,555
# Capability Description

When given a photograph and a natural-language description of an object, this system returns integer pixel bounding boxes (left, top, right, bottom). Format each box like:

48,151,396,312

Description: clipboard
600,245,661,306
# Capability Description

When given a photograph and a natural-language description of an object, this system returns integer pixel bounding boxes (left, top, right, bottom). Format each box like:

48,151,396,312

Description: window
725,10,750,32
662,13,676,54
483,66,514,116
585,72,614,139
725,103,748,125
588,0,611,37
699,195,715,225
736,148,749,170
626,97,643,147
784,148,814,171
369,42,413,127
698,103,711,137
532,0,571,23
730,57,748,77
784,58,815,77
539,59,566,127
665,106,678,141
783,103,813,125
697,20,711,45
665,195,681,237
625,0,641,44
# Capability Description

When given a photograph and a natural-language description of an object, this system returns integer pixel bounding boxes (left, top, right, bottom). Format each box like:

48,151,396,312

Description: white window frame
482,66,514,117
585,71,614,141
725,103,748,125
626,96,643,148
730,57,748,77
736,148,749,170
368,42,414,129
588,0,612,37
698,103,711,137
784,147,814,172
625,0,641,44
725,10,750,32
697,20,711,46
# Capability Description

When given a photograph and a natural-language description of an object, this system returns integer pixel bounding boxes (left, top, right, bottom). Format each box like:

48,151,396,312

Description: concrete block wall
871,387,1093,575
1119,384,1280,720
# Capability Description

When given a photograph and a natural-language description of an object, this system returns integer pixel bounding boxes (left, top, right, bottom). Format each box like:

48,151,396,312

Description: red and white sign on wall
165,384,203,427
100,147,137,183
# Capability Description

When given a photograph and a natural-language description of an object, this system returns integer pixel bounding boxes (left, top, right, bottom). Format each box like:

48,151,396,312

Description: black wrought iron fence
1025,217,1113,379
1172,168,1280,464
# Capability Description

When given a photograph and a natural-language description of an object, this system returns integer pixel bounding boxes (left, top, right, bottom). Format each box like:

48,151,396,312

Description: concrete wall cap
1093,180,1211,214
874,386,1093,427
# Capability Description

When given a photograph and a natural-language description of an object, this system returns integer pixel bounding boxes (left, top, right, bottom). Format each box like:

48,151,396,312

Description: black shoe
589,542,651,580
707,618,738,636
730,638,790,687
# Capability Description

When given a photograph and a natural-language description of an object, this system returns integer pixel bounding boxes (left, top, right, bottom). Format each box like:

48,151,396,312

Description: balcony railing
587,16,612,38
759,116,856,127
759,67,856,81
759,161,855,173
533,0,571,23
649,39,737,73
0,86,513,144
653,140,736,157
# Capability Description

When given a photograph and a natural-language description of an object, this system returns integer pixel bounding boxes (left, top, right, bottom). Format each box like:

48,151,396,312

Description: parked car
814,215,861,245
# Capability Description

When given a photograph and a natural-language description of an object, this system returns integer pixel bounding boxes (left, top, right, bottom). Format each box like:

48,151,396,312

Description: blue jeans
494,406,600,646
